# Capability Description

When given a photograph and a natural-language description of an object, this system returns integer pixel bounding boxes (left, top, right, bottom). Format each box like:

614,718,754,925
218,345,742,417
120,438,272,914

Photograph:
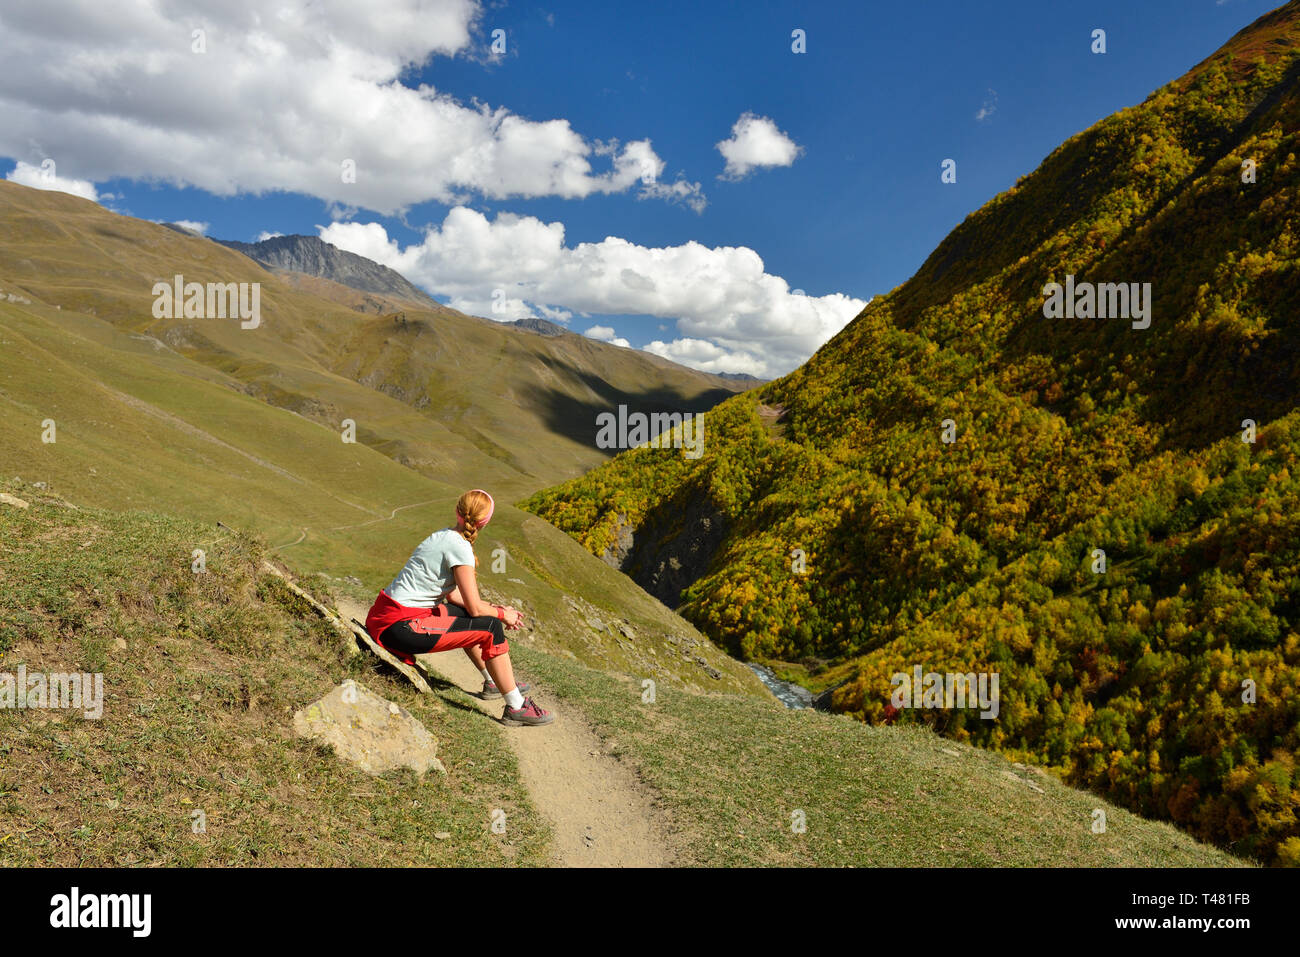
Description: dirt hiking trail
337,598,678,868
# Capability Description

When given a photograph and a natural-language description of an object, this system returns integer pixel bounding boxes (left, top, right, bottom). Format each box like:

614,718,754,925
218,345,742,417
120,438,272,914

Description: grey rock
293,680,445,777
812,679,853,712
215,235,437,307
510,317,568,337
600,512,637,569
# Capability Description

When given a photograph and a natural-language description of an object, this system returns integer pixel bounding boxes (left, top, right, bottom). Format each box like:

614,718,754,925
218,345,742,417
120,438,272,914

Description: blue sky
0,0,1280,376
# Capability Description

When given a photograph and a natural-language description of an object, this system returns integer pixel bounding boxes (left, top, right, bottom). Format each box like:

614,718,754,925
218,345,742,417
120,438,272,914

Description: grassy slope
0,179,746,500
0,501,1241,867
0,296,757,694
0,193,761,695
0,501,548,866
516,647,1242,867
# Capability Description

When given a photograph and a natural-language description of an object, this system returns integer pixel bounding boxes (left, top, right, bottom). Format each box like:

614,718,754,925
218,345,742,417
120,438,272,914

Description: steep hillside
0,498,1242,867
510,317,569,336
267,269,460,317
0,181,749,497
0,499,551,866
522,2,1300,863
0,294,757,697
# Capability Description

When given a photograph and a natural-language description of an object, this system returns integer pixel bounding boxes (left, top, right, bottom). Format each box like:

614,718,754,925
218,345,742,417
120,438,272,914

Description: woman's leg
408,609,516,690
385,612,546,721
378,618,448,657
444,612,516,693
483,651,518,695
464,643,486,671
440,602,486,671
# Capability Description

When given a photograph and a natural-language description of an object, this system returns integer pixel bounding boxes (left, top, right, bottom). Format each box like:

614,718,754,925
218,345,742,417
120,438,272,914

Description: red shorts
365,591,508,665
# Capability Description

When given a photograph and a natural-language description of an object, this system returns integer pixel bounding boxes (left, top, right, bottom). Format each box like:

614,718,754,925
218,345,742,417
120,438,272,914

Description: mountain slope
0,181,750,498
0,498,1242,867
0,181,763,696
510,317,569,336
522,1,1300,864
0,285,759,695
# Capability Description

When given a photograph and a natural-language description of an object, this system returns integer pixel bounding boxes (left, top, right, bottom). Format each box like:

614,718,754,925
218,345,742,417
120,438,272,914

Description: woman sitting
365,489,552,726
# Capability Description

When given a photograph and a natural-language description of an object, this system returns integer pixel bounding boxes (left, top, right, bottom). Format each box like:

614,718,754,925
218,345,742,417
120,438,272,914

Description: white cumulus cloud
171,220,209,235
318,208,868,376
536,303,572,323
642,337,763,375
0,0,699,214
584,325,630,348
716,113,803,180
5,160,98,201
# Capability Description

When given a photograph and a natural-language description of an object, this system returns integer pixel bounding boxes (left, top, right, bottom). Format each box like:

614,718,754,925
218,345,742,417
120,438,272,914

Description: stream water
745,663,814,710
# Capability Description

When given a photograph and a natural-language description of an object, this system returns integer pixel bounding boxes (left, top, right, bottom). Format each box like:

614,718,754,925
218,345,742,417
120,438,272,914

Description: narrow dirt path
337,598,677,867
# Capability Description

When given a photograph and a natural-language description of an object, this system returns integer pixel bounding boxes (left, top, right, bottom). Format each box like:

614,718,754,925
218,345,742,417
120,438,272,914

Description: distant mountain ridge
216,234,439,307
510,316,569,336
712,371,765,385
219,236,768,386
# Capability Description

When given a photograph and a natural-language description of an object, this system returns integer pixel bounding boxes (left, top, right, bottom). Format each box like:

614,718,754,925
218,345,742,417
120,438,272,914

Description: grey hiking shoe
502,696,553,726
481,677,530,699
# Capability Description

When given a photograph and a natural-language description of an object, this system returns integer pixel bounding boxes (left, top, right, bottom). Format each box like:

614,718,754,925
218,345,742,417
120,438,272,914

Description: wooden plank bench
257,559,441,700
346,617,440,697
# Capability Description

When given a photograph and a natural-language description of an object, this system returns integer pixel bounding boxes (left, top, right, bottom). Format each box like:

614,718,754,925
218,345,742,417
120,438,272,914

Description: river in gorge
744,663,814,710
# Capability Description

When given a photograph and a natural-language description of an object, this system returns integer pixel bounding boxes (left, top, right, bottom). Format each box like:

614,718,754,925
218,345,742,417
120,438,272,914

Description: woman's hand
502,605,523,629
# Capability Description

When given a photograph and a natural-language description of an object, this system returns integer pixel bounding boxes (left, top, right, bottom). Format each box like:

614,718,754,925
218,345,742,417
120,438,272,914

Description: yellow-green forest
523,4,1300,864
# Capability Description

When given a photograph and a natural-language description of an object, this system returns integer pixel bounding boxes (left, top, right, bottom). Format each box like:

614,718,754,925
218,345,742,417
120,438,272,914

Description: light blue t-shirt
386,528,475,607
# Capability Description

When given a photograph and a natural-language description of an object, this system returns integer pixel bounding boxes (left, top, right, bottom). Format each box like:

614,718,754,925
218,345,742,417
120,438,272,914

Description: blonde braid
455,489,493,566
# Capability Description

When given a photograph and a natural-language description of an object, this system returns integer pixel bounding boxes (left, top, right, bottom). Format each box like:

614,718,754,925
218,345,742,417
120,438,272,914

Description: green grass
0,286,762,697
512,646,1248,867
0,499,1246,867
0,502,548,866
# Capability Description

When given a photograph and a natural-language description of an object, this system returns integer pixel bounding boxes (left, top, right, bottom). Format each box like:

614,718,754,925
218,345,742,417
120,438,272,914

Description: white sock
479,668,491,682
504,687,525,710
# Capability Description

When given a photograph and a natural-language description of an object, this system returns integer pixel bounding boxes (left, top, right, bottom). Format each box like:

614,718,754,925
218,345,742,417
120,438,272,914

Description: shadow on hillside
523,351,741,453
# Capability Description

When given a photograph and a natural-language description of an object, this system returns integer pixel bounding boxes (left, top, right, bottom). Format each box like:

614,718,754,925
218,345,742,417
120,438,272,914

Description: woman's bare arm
451,564,493,618
451,564,521,627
